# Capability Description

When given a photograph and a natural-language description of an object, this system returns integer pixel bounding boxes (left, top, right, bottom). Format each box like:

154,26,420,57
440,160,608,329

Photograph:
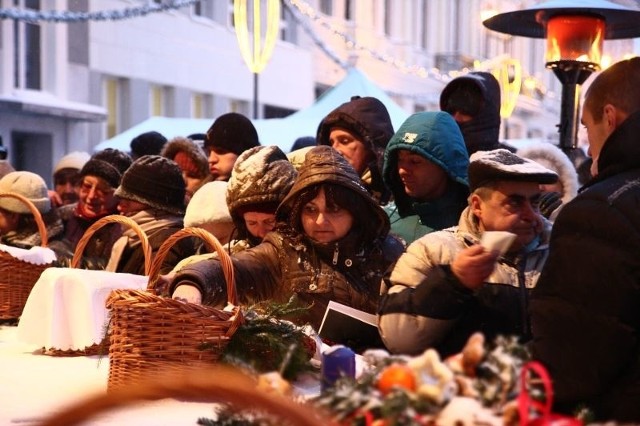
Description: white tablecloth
16,268,147,350
0,326,230,425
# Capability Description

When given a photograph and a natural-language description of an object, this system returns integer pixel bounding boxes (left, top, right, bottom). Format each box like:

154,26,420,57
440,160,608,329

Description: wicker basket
43,214,152,356
0,191,52,320
37,365,326,426
106,227,243,391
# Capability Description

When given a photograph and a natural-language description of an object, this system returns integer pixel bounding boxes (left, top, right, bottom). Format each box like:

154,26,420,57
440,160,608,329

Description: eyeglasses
79,180,114,198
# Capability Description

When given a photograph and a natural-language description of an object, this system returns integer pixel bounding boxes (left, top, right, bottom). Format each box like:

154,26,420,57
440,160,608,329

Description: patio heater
483,0,640,156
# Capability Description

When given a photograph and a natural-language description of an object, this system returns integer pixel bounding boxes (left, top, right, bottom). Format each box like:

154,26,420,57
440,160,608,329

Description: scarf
105,210,183,272
1,218,64,248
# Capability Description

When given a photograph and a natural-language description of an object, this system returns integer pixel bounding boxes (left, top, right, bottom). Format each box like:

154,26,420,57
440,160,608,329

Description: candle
321,345,355,391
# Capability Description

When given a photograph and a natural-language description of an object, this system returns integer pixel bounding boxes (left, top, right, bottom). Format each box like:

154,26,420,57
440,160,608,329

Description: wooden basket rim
37,366,326,426
0,191,48,247
70,214,152,275
146,226,237,306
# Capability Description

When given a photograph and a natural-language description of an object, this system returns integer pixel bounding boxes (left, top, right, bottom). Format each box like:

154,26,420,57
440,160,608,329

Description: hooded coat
317,96,394,204
382,111,470,245
169,146,404,332
530,111,640,422
440,71,511,155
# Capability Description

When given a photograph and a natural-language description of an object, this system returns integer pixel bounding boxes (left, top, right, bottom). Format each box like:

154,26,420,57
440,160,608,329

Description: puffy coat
382,111,469,245
379,206,551,357
317,96,394,204
530,111,640,422
170,146,404,332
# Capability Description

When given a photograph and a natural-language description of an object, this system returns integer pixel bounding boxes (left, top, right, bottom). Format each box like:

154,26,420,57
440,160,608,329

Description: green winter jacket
382,111,470,245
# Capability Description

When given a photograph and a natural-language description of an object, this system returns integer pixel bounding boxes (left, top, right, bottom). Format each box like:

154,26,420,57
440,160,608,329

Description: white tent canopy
94,68,411,154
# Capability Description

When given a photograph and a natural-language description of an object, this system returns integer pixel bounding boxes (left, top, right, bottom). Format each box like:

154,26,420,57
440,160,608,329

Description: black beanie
204,112,260,156
80,148,133,188
130,131,168,159
114,155,186,215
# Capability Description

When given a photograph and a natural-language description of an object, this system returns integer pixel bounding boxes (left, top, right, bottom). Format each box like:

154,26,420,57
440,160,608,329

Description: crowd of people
1,57,640,422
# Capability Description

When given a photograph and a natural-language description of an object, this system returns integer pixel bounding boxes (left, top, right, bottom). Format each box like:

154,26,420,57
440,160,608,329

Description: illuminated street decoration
234,0,281,74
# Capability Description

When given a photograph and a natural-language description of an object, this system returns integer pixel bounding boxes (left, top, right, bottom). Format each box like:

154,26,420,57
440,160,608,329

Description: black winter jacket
530,111,640,422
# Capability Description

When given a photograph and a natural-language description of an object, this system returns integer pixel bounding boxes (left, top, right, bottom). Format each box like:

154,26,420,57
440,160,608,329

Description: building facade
0,0,636,184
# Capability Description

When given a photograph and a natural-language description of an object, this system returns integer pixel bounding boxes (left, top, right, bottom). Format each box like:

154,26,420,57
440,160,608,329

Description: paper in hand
480,231,516,256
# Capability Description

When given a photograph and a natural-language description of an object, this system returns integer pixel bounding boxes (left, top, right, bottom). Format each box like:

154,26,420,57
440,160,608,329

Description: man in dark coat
530,57,640,422
316,96,394,205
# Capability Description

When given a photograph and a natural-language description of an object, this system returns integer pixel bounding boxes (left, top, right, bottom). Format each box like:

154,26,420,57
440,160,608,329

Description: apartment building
0,0,635,183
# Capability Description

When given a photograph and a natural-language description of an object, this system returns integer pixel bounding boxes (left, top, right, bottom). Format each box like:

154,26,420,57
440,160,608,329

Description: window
192,94,205,118
13,0,41,90
150,86,165,116
319,0,332,15
104,78,120,139
384,0,392,36
344,0,353,21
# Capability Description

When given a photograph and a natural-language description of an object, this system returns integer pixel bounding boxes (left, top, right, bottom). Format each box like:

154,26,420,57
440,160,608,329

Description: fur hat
517,142,579,204
204,112,260,156
0,171,51,214
160,137,209,179
54,151,91,175
130,131,167,159
115,155,186,215
226,145,297,222
468,149,558,191
184,181,232,228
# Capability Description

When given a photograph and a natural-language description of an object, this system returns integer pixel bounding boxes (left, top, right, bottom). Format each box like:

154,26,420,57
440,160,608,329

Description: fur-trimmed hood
517,142,579,205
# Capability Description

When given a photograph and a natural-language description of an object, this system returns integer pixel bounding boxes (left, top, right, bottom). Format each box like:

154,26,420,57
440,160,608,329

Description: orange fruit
376,363,417,395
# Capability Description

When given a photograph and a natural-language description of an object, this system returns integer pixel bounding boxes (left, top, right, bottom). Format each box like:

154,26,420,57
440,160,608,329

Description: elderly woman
169,146,404,331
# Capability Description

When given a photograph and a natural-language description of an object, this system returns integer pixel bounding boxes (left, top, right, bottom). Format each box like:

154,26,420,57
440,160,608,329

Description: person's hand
451,245,499,290
153,273,174,296
48,189,63,208
172,284,202,304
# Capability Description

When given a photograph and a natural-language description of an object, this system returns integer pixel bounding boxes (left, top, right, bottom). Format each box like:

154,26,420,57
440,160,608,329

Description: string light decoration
234,0,281,74
284,0,554,103
0,0,199,23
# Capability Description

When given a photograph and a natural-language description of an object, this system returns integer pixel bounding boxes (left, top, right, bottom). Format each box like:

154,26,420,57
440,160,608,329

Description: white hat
185,181,233,228
0,171,51,214
54,151,91,175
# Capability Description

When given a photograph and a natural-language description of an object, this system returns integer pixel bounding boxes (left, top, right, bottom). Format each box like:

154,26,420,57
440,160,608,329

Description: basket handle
0,191,48,247
36,365,326,426
146,227,237,306
70,214,152,275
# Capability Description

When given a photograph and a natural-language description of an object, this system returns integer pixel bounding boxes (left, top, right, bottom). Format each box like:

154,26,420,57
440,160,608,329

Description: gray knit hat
0,171,51,214
115,155,186,215
226,145,297,222
54,151,91,175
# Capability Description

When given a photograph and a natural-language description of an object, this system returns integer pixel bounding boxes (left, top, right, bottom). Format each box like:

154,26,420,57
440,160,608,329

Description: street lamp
483,0,640,155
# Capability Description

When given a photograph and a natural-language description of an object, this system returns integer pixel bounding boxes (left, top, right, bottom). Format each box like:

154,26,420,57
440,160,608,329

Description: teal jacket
382,111,469,244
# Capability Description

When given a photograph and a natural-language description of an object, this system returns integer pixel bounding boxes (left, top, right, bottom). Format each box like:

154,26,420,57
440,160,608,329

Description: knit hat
184,181,232,228
115,155,186,215
54,151,91,175
80,148,133,189
226,145,297,222
160,137,209,178
130,131,167,159
468,149,559,191
204,112,260,156
0,171,51,214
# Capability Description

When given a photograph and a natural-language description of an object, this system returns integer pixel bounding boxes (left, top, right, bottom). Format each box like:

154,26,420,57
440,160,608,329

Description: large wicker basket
106,227,243,391
43,214,151,356
37,365,326,426
0,191,52,320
